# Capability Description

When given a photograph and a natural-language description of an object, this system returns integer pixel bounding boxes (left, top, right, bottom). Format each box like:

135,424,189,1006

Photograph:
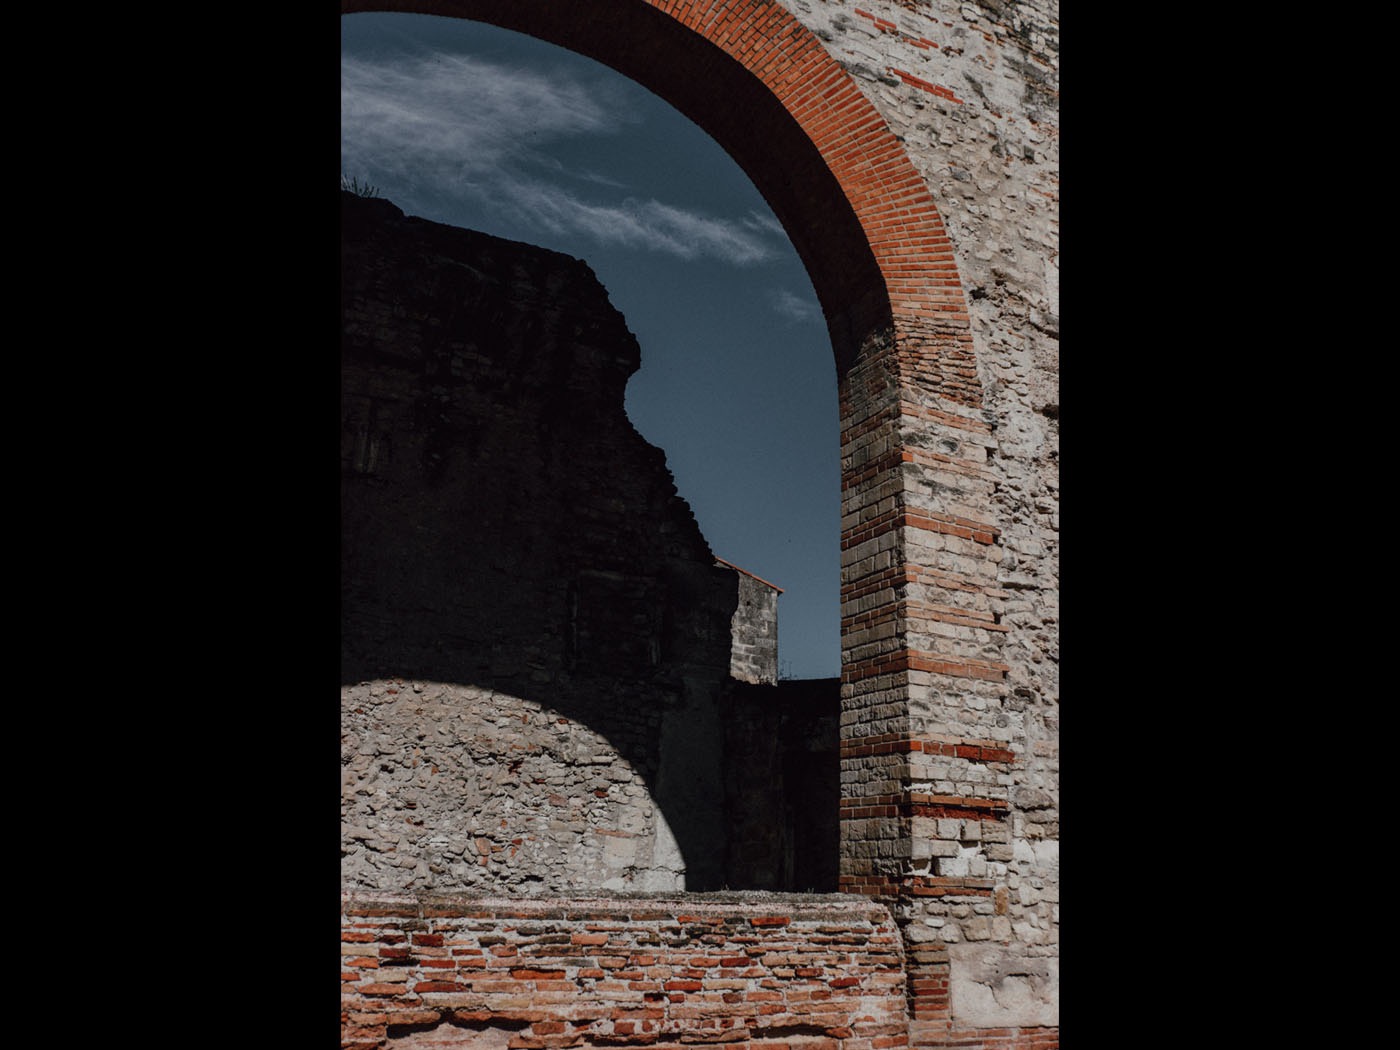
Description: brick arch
343,0,1008,905
341,0,976,388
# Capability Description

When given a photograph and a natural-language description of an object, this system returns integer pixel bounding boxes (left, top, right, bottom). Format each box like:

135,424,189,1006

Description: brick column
837,333,1011,1040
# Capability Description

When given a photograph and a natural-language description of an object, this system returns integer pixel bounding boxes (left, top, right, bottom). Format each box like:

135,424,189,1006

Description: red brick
387,1010,441,1027
452,1011,495,1024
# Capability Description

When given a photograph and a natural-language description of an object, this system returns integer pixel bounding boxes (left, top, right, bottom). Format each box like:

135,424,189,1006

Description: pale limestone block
949,944,1058,1028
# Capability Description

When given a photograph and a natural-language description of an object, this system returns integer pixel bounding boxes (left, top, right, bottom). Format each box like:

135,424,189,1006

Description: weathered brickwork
341,1,1058,1044
794,9,1059,1030
341,894,910,1050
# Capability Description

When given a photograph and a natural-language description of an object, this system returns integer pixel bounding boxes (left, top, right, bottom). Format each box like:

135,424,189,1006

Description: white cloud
341,50,784,266
742,211,787,238
769,289,822,324
341,51,622,178
498,183,777,265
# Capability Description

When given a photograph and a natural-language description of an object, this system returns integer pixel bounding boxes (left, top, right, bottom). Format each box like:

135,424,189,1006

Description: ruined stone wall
342,193,743,894
341,894,912,1050
774,2,1059,1024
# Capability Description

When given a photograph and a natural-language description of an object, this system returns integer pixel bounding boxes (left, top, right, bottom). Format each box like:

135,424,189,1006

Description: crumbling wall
342,193,741,894
773,3,1059,1029
340,893,911,1050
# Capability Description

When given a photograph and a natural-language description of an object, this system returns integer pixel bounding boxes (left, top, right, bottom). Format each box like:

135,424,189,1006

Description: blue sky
341,12,840,679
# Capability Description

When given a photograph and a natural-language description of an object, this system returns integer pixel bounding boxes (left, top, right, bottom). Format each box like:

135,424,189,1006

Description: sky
341,12,840,679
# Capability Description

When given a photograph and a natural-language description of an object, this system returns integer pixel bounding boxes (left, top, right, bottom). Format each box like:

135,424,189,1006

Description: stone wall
776,5,1059,1025
342,193,743,894
794,0,1060,791
343,192,852,906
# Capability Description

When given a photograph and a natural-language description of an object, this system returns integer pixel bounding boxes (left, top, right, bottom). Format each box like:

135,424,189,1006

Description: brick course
342,895,909,1049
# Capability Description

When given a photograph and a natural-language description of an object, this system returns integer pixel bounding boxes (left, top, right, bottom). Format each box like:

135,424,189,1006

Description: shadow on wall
341,192,831,894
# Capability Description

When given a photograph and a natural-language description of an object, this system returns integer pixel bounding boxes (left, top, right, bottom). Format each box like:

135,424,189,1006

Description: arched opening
340,12,840,683
341,10,847,893
341,0,998,902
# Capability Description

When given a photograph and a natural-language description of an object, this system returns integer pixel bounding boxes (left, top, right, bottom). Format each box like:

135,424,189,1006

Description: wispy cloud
341,50,783,266
495,182,778,265
768,289,822,324
742,211,787,238
341,51,623,177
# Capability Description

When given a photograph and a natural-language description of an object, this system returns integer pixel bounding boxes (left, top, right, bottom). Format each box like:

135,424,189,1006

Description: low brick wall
342,894,909,1050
